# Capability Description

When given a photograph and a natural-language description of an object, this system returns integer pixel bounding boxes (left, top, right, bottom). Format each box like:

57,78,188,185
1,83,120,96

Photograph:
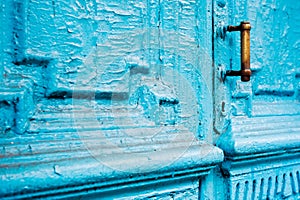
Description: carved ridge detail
229,167,300,199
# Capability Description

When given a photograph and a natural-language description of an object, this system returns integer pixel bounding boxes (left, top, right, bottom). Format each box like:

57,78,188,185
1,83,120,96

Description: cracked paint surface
1,0,300,199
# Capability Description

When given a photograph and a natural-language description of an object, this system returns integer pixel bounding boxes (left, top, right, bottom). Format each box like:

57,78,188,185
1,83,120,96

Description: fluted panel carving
230,168,300,200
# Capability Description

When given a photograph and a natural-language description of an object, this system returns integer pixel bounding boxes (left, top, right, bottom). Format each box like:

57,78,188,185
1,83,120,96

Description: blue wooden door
0,0,225,199
214,0,300,199
1,0,300,199
214,0,300,129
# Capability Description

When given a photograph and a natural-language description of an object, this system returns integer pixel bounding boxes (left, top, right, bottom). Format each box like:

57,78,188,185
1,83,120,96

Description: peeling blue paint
1,0,300,199
214,0,300,199
0,0,223,199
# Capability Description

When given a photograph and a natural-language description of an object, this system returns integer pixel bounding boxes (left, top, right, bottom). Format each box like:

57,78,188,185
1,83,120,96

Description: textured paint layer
0,0,225,199
214,0,300,199
2,0,214,138
1,0,300,199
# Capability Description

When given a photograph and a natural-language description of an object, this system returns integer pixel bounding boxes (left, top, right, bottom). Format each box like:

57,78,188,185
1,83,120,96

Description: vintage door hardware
225,21,251,82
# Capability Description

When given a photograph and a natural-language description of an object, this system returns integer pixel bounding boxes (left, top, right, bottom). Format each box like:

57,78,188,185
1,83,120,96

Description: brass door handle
225,22,251,82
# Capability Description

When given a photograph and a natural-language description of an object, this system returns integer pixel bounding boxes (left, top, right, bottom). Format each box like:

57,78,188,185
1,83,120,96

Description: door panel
22,0,213,138
0,1,226,198
214,0,300,125
249,0,299,99
214,1,300,199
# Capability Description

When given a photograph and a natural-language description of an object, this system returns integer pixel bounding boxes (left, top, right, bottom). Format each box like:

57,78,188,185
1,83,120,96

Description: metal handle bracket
225,21,251,82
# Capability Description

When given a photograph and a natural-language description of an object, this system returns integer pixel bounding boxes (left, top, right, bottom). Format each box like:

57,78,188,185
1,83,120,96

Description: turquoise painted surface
1,0,213,137
249,0,300,99
0,0,225,199
213,1,300,199
1,0,300,199
213,0,300,127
